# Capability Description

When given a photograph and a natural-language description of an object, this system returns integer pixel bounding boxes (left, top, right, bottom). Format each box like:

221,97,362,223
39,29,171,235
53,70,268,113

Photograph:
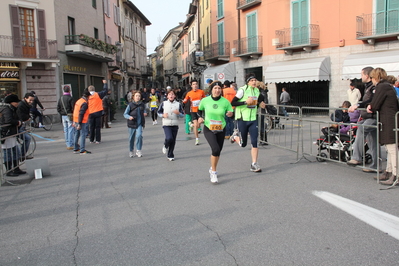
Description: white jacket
159,100,182,126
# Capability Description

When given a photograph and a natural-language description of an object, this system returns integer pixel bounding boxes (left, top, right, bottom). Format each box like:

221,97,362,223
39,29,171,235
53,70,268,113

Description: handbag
61,96,73,121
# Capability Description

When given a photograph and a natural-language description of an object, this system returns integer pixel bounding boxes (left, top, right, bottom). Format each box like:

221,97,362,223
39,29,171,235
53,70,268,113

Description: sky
133,0,192,55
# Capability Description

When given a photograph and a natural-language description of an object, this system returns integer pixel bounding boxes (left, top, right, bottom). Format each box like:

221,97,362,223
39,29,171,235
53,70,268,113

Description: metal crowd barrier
261,105,383,181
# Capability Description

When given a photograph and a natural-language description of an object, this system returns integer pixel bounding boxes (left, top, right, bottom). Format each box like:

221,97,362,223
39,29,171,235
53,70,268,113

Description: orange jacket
73,98,89,123
88,93,103,114
183,89,205,112
223,87,236,103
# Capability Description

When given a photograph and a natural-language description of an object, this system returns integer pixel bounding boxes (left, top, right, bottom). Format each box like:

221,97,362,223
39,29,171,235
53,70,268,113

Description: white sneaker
154,120,157,125
129,151,134,158
168,158,174,161
210,171,218,184
195,138,199,145
162,145,167,154
152,121,155,125
136,150,142,157
250,162,262,172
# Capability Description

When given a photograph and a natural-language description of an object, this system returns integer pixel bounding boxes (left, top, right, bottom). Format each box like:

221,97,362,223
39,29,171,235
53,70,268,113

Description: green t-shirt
199,96,233,131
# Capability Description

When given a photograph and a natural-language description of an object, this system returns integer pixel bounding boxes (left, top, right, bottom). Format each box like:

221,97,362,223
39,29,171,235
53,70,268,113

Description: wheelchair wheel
316,153,327,162
42,115,53,131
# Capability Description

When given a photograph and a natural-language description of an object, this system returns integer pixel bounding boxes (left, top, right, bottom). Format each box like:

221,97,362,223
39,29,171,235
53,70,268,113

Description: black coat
57,94,75,115
369,81,399,145
17,100,31,122
1,104,20,136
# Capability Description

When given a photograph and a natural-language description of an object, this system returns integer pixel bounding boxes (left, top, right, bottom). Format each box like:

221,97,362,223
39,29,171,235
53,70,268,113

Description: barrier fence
260,104,389,185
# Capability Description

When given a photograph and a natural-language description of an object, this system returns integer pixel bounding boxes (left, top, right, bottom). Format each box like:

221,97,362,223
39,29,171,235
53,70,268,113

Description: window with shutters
217,22,224,55
246,12,257,52
19,7,36,58
291,0,309,46
92,0,97,9
376,0,399,34
217,0,224,19
103,0,110,17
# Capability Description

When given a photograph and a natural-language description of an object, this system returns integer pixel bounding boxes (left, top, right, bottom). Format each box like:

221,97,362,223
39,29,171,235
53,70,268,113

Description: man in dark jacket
347,66,381,172
16,92,35,160
101,90,111,129
1,94,26,176
88,80,108,143
57,85,75,149
30,91,45,127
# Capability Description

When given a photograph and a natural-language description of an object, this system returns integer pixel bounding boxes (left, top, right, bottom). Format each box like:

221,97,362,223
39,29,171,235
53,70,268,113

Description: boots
5,162,18,176
379,174,397,186
374,171,391,181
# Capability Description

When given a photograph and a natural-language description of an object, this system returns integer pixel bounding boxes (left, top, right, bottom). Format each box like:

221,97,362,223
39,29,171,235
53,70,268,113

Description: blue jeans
18,125,31,157
128,126,143,152
3,144,19,163
74,123,88,152
62,115,75,147
282,103,289,117
225,115,234,137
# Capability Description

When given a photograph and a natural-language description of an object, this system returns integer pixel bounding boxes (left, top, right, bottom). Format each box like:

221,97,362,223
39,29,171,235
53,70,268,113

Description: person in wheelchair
322,101,351,136
30,91,45,128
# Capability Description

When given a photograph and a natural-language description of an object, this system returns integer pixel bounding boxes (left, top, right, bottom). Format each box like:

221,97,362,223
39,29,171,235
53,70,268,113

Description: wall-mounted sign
0,62,19,69
0,70,20,81
63,65,87,73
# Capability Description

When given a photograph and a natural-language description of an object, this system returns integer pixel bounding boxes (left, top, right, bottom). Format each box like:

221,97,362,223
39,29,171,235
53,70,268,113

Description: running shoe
168,158,174,161
210,171,218,184
195,138,199,145
129,151,134,158
80,150,92,155
136,150,142,157
162,146,168,154
250,162,262,172
95,141,100,144
73,149,80,154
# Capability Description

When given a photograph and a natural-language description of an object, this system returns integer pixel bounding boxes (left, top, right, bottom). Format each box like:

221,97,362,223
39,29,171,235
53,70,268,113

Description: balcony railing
65,35,116,62
275,24,319,50
141,65,153,76
204,42,230,61
0,35,58,59
356,10,399,40
237,0,262,10
233,36,263,57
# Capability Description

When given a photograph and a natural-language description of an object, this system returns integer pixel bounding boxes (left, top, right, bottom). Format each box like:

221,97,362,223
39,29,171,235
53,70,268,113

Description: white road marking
313,191,399,241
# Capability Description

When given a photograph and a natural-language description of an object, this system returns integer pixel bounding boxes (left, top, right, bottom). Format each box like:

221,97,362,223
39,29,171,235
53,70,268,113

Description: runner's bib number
209,119,223,132
192,100,200,107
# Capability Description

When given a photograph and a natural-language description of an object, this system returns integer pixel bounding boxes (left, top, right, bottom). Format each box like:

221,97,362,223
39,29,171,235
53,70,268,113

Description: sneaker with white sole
195,138,199,145
250,162,262,172
168,158,174,161
162,145,168,154
129,151,134,158
136,150,142,157
210,171,218,184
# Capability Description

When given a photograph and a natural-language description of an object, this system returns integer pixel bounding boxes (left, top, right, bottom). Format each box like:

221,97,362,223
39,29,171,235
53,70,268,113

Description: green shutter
218,22,224,55
246,13,257,52
292,0,308,45
387,0,399,33
376,0,399,34
376,0,387,34
217,0,224,18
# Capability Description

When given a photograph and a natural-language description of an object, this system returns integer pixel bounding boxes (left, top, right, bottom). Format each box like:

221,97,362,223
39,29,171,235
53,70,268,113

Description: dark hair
362,66,374,76
245,73,256,83
31,90,36,94
209,80,223,89
24,92,35,99
83,88,90,97
342,101,351,108
190,79,198,85
63,85,71,92
223,80,231,87
349,82,355,87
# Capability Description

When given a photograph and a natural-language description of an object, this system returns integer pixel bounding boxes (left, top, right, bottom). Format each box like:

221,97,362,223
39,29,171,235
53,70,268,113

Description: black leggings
151,108,157,121
203,126,226,157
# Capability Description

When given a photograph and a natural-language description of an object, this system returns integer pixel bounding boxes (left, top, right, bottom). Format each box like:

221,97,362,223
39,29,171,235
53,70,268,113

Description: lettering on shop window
63,65,87,72
0,70,20,80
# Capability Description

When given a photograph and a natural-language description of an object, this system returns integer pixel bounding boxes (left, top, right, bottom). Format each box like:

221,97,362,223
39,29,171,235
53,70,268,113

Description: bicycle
16,128,36,158
30,110,53,131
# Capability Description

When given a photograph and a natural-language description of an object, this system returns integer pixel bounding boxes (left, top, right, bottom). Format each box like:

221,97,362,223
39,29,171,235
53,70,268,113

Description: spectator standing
57,85,75,149
280,87,290,117
366,68,399,186
16,92,35,160
73,89,91,154
88,80,108,144
347,82,362,106
101,90,111,129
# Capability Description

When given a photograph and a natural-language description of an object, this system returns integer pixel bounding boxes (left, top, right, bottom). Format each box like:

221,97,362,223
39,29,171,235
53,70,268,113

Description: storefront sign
0,70,20,81
63,65,87,73
0,62,19,69
111,73,122,81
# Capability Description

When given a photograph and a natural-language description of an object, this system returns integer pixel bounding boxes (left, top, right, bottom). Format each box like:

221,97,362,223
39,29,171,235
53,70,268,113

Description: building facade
1,0,59,114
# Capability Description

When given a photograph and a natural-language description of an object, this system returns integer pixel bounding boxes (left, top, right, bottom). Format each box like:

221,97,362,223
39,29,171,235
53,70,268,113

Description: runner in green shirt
198,81,233,184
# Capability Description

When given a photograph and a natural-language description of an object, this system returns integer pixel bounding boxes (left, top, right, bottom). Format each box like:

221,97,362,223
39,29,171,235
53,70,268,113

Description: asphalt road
0,112,398,266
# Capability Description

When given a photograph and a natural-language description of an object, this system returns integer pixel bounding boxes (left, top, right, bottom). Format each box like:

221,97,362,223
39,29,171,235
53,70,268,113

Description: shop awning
264,57,331,83
202,62,236,82
342,50,399,79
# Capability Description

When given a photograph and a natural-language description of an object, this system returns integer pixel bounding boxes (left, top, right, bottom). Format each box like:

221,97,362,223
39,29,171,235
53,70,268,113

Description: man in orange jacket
73,89,91,154
88,80,109,144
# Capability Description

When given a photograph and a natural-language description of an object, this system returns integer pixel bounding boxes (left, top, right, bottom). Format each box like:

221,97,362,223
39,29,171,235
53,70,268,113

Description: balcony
65,35,117,62
275,24,319,54
204,42,230,63
141,65,153,76
233,36,263,59
237,0,262,10
164,68,175,76
0,35,58,60
356,10,399,44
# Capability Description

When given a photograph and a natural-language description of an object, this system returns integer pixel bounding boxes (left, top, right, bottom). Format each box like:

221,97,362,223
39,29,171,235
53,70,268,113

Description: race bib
209,119,223,132
192,100,200,107
247,96,258,109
